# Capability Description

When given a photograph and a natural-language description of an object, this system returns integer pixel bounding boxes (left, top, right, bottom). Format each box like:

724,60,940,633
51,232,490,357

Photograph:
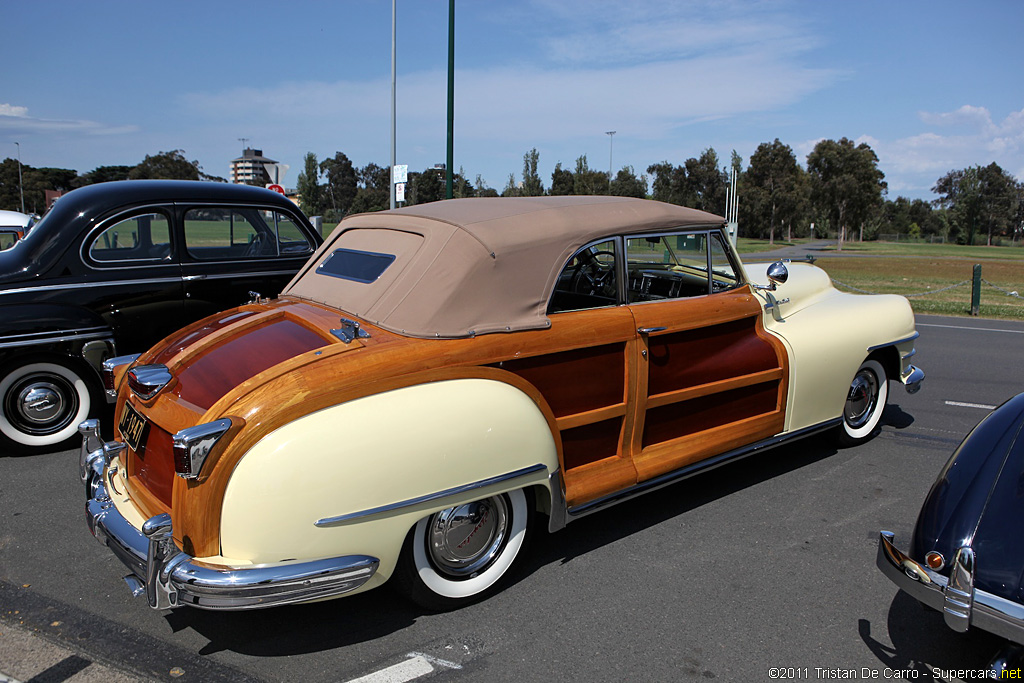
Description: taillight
172,418,233,479
101,353,141,398
127,364,172,400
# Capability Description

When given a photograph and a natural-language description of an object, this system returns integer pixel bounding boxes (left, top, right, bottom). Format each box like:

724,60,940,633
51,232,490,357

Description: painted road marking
945,400,997,410
346,653,461,683
917,322,1024,335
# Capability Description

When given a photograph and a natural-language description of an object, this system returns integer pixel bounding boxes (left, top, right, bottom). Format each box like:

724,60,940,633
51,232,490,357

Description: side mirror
766,261,789,287
751,261,789,292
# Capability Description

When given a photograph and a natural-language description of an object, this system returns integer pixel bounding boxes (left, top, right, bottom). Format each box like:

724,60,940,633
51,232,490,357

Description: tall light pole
445,0,455,199
14,142,25,213
605,131,616,179
390,0,397,210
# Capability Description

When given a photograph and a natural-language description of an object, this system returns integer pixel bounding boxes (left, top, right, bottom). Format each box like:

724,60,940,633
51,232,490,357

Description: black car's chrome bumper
877,531,1024,645
79,420,379,610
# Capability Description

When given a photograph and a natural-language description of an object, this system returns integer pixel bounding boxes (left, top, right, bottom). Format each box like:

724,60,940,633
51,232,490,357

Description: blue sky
2,0,1022,201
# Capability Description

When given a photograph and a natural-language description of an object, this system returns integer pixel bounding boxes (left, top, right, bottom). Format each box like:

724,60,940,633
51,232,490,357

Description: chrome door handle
637,326,666,335
182,274,207,281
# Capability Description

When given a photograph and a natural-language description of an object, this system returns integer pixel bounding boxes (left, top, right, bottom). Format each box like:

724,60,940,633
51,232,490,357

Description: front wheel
0,359,96,454
394,488,532,611
837,358,888,446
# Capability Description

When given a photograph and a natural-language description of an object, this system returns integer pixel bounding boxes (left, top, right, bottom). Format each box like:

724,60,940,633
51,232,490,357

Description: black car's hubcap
5,373,79,436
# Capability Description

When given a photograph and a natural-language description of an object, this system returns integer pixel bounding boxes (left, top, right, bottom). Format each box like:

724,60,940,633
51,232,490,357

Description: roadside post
971,264,982,316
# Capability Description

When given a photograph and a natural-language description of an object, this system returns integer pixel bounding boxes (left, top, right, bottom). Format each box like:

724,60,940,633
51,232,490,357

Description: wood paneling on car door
628,287,788,481
493,306,639,506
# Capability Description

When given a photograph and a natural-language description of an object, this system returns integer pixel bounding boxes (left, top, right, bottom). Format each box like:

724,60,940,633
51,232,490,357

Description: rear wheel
0,359,95,454
394,488,532,611
837,358,888,446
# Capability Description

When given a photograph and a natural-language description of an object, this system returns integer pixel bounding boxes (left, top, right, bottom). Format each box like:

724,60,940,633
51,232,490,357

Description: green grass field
736,238,1024,319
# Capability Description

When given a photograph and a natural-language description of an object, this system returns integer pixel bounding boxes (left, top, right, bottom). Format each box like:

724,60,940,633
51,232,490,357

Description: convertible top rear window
317,248,396,283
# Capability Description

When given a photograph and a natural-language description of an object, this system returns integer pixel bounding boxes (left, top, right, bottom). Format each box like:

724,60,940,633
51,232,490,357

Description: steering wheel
570,250,616,297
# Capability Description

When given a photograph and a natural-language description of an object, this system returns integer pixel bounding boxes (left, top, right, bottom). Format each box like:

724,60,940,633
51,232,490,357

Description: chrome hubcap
845,369,879,429
427,495,510,578
19,384,64,423
5,373,78,435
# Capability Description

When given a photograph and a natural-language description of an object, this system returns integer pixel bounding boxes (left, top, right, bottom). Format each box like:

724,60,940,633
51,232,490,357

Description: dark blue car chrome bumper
877,531,1024,645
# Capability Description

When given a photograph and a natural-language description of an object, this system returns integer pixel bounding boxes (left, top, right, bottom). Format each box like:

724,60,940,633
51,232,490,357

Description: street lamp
605,131,616,179
14,142,25,213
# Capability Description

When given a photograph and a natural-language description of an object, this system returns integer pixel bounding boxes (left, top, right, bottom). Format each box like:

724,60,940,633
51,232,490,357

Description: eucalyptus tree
740,139,806,244
573,155,609,195
609,166,647,198
646,161,687,205
296,152,325,216
521,148,544,197
129,150,203,181
806,138,886,250
319,152,357,218
549,162,574,195
683,148,728,215
934,162,1020,245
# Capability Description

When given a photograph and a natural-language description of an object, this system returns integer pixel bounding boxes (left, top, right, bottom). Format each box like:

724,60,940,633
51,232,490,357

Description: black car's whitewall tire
396,488,532,610
838,358,888,446
0,359,94,452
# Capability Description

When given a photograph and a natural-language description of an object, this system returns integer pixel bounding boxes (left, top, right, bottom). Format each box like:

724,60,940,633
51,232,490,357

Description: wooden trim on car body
118,265,915,563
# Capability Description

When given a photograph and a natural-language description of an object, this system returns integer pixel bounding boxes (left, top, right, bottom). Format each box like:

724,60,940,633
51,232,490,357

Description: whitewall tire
396,488,532,610
0,360,94,452
838,358,888,446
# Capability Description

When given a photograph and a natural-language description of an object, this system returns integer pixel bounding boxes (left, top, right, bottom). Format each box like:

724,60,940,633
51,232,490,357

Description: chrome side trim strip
564,419,842,521
0,329,113,350
868,332,919,352
314,463,548,528
0,277,183,297
194,270,297,280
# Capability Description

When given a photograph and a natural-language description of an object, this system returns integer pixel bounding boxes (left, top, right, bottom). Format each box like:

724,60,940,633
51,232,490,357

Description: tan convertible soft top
283,196,724,338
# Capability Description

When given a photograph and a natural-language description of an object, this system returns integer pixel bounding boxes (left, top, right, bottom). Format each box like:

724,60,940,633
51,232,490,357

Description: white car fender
219,377,557,583
763,290,917,432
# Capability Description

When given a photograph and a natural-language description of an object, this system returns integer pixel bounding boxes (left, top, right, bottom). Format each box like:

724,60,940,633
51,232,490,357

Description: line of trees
292,140,1021,247
3,140,1021,246
0,150,223,214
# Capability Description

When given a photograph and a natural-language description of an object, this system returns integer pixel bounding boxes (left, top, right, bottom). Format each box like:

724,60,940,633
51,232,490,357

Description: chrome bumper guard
900,365,924,394
79,421,379,610
877,531,1024,645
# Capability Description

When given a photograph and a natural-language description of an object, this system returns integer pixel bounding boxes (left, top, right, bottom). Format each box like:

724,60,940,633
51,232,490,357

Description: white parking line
345,653,461,683
345,656,435,683
918,322,1024,334
945,400,997,410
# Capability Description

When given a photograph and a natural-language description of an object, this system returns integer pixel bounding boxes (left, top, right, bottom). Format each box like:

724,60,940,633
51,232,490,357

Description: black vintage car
0,180,323,453
878,392,1024,668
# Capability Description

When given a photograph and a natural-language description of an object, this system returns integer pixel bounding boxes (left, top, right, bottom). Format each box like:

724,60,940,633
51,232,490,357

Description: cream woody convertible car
81,196,924,611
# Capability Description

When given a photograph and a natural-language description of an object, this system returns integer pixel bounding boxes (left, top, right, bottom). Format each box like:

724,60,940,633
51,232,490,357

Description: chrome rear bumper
80,420,379,610
877,531,1024,645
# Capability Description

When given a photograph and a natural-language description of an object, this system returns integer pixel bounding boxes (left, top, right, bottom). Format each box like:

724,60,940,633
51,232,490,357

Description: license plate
118,402,149,457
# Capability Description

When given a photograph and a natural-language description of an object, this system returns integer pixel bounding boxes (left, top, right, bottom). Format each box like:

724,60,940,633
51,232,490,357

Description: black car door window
88,213,172,263
184,208,314,260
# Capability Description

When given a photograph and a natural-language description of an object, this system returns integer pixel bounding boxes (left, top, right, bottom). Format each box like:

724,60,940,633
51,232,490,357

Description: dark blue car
878,392,1024,668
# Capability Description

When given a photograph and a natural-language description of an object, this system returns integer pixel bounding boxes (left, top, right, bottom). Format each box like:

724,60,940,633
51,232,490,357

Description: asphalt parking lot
2,313,1023,682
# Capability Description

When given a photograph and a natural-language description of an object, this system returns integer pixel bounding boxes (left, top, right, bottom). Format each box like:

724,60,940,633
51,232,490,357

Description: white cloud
0,104,29,117
0,105,137,136
859,106,1024,195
